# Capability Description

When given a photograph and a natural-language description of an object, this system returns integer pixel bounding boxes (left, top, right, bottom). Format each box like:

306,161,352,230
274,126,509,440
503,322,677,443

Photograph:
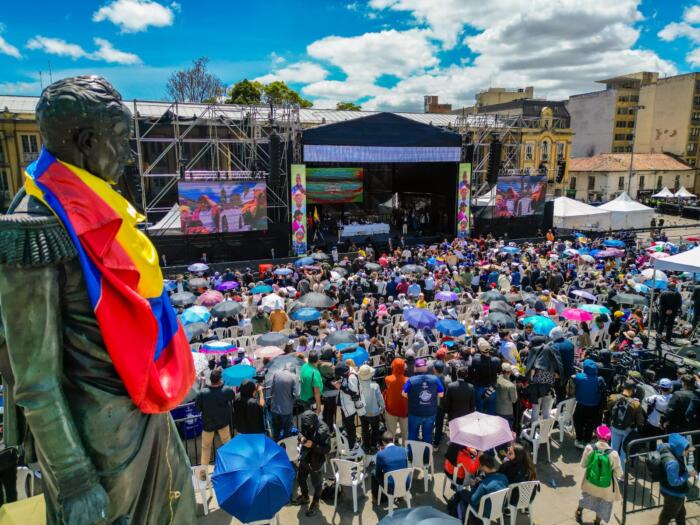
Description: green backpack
585,449,613,488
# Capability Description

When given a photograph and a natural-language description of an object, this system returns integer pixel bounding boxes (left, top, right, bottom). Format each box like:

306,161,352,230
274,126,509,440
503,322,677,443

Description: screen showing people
291,166,308,255
178,181,267,234
494,176,547,219
307,167,363,204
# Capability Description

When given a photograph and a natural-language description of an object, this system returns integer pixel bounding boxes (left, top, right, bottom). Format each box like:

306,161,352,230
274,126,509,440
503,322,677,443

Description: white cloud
26,35,142,65
255,61,328,84
0,80,41,94
688,48,700,67
684,5,700,25
0,35,20,59
93,0,178,33
658,22,700,43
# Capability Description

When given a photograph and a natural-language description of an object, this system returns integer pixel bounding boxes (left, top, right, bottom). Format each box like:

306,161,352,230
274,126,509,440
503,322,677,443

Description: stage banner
494,175,547,219
456,163,471,237
291,164,308,255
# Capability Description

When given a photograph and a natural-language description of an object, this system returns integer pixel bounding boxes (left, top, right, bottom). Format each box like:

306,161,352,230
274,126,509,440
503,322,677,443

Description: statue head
36,75,133,184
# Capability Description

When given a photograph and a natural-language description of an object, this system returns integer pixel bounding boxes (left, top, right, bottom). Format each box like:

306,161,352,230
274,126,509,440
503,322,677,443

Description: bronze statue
0,76,196,524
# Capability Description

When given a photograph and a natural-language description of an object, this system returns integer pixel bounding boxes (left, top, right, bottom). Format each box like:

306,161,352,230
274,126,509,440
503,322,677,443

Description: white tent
674,186,695,199
476,187,496,206
553,197,612,231
652,187,675,198
148,204,181,232
653,246,700,273
597,191,655,229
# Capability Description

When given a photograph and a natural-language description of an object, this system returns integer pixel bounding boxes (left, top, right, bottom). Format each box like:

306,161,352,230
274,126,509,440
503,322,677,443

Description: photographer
292,410,331,517
469,338,502,415
233,379,265,434
336,362,365,450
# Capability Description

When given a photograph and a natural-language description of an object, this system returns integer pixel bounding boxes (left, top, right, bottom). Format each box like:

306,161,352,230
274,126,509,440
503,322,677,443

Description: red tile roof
569,153,692,172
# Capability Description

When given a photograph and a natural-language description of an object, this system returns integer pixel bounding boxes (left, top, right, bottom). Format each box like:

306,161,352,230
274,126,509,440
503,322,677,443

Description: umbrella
184,322,209,342
211,300,243,318
188,262,209,273
295,256,314,267
195,289,224,307
564,248,579,257
400,264,427,275
436,291,459,302
644,279,668,290
487,312,516,328
522,315,556,336
571,289,597,302
603,239,625,248
641,268,668,281
222,364,257,387
404,308,437,329
488,301,514,314
338,344,370,366
596,248,624,258
181,305,211,325
290,307,321,322
332,266,348,277
521,294,539,307
311,252,329,261
436,319,466,337
612,293,647,306
212,434,295,523
579,304,612,315
448,412,514,450
298,292,338,309
188,277,209,290
257,332,290,348
255,346,284,359
250,284,274,294
650,252,670,259
634,283,650,294
365,262,382,272
326,330,358,346
501,246,520,254
561,308,593,322
170,291,196,306
164,280,178,292
481,290,507,304
261,293,285,310
378,506,461,525
216,281,239,292
201,340,237,354
273,267,293,276
580,254,595,263
504,292,523,303
191,351,210,374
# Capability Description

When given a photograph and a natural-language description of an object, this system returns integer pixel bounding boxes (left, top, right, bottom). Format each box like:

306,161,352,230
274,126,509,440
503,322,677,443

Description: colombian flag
25,148,194,414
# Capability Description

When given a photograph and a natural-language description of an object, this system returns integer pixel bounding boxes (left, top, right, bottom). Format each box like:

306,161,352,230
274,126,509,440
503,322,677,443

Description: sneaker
291,496,310,506
305,504,319,517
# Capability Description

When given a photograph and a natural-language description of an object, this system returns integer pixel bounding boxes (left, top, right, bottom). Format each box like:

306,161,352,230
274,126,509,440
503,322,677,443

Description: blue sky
1,0,699,111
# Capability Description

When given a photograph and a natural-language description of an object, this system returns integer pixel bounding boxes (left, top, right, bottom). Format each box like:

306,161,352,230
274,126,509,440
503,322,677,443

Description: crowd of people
175,231,700,522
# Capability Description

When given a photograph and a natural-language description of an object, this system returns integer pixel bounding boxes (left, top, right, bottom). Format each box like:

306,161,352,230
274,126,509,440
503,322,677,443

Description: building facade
423,95,453,114
567,153,694,202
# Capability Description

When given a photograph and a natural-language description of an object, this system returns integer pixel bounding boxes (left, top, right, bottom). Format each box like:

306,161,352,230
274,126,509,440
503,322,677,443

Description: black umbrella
257,332,290,348
481,290,507,304
400,264,427,275
365,262,382,272
311,252,329,261
298,292,338,309
188,277,208,290
487,312,516,328
521,294,538,307
332,267,348,277
211,301,243,318
612,293,647,306
489,301,514,314
184,322,209,342
325,330,358,346
170,291,196,306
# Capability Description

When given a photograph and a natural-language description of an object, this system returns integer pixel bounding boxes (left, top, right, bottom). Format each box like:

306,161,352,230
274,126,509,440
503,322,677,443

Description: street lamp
627,105,645,196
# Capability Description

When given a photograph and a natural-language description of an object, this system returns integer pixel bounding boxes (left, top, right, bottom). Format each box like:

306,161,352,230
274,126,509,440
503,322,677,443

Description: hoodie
384,359,409,418
573,359,605,407
658,433,691,499
360,376,385,417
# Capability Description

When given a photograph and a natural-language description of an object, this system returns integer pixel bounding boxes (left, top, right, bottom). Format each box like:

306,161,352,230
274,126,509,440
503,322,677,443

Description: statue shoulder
0,193,77,268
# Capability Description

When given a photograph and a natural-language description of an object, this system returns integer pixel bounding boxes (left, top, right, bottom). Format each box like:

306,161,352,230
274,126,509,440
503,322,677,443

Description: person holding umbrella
524,335,562,424
292,410,332,516
195,369,235,474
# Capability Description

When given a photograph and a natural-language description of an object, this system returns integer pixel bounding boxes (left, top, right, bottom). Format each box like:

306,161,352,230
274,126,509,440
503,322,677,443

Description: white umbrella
580,254,595,263
640,268,668,282
191,352,210,374
261,293,285,310
448,412,514,451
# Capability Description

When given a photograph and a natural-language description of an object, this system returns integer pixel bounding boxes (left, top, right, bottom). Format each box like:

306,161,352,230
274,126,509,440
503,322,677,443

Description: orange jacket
383,358,408,417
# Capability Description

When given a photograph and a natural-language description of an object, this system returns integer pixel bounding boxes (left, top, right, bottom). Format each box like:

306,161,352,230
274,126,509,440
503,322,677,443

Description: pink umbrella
378,256,389,267
448,412,514,450
196,289,225,307
650,252,670,259
596,248,624,258
254,346,284,359
561,307,593,322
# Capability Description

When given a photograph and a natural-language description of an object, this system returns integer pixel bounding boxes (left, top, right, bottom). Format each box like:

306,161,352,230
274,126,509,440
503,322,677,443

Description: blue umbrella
290,307,321,322
188,262,209,273
426,256,437,266
273,268,293,276
250,284,273,294
603,239,625,248
164,280,178,292
295,256,314,267
404,308,437,329
501,246,520,254
213,434,295,523
436,319,466,337
181,305,211,325
644,279,668,289
522,315,557,336
337,344,370,366
222,364,256,387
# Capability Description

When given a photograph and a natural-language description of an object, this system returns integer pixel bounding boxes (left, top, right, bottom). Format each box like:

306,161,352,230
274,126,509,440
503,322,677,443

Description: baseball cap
659,378,673,389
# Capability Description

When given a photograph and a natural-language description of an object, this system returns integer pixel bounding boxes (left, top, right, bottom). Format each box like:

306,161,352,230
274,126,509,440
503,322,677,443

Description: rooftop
569,153,693,172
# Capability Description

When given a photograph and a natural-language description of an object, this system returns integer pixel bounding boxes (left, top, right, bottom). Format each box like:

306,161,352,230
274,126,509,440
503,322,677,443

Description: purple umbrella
217,281,239,292
571,289,596,302
404,308,437,329
436,291,459,302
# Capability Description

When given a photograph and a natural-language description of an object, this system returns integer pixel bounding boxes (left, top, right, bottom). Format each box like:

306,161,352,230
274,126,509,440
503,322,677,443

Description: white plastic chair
465,487,509,525
406,440,434,491
552,398,576,443
331,458,366,513
378,467,414,516
277,436,299,463
16,466,36,500
334,424,364,461
506,481,540,525
441,462,469,499
520,418,556,464
191,466,210,515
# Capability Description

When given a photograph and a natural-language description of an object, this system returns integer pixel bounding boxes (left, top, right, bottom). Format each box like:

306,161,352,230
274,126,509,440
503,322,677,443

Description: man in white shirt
644,378,673,445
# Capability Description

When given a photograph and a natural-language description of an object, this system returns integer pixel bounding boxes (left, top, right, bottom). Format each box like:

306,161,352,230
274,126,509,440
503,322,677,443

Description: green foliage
226,79,263,105
262,81,313,108
336,101,362,111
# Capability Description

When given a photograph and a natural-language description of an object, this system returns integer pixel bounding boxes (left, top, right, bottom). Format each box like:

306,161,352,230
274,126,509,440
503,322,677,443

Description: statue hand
63,483,110,525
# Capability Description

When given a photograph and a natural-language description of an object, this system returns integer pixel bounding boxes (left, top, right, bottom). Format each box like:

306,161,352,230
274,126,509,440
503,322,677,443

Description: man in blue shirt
402,371,444,443
372,432,409,504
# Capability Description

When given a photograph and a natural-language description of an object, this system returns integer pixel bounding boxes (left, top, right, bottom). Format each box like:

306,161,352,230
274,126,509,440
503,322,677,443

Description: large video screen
178,181,267,234
307,167,364,204
494,176,547,219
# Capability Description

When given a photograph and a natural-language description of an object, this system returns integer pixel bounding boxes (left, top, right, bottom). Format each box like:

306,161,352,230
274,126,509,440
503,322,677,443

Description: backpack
611,397,634,430
648,449,674,482
585,449,613,488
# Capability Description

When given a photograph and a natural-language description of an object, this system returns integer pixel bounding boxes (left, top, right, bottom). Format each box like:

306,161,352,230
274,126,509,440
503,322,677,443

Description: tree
336,101,362,111
226,79,263,105
262,81,313,108
166,57,224,103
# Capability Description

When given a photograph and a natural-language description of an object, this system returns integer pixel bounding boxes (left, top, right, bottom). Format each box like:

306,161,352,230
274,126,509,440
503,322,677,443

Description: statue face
84,107,133,184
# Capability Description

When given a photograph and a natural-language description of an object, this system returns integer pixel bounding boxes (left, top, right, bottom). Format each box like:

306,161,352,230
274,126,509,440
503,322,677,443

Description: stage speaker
461,132,474,164
268,131,281,184
487,138,501,185
543,200,554,230
556,161,566,183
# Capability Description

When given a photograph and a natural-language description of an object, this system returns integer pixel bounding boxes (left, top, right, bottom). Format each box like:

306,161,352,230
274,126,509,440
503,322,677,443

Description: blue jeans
408,414,435,443
271,412,293,441
611,426,632,466
474,386,497,415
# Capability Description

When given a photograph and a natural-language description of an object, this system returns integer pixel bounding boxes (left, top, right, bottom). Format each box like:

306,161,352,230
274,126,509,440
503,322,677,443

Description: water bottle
550,479,557,488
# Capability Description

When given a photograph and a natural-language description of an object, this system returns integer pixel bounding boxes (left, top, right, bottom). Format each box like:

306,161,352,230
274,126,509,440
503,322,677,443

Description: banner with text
457,163,471,237
291,164,308,255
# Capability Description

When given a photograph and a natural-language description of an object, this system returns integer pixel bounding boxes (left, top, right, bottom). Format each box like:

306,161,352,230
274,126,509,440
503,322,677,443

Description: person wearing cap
658,281,682,342
269,304,289,332
251,305,271,335
358,364,384,453
642,378,673,450
575,425,623,525
572,359,606,448
469,338,501,415
404,348,417,378
337,362,364,450
496,362,518,429
656,433,695,525
232,347,252,367
606,379,644,465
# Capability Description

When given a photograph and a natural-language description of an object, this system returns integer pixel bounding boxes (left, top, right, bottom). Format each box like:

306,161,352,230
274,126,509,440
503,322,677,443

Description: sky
0,0,698,112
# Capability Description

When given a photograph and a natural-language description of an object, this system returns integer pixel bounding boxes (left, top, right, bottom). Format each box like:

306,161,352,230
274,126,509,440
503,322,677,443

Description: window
630,95,639,102
569,176,576,190
694,96,700,107
693,112,700,122
618,176,625,190
616,121,627,128
588,176,595,190
20,135,38,154
541,140,549,161
688,142,698,154
0,170,9,213
690,158,697,167
657,175,663,189
639,175,645,190
691,128,700,139
626,134,634,141
615,134,626,141
525,143,533,161
556,142,565,160
628,121,636,128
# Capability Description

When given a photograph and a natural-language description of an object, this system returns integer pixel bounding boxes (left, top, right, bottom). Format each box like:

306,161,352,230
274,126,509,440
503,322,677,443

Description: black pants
298,461,323,501
342,413,357,448
0,447,18,505
658,494,686,525
658,313,676,340
361,415,381,452
322,396,338,432
573,404,601,444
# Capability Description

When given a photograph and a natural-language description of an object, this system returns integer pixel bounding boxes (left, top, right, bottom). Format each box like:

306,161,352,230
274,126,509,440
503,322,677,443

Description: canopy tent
476,187,496,206
553,197,612,231
674,186,695,199
653,246,700,273
147,204,181,233
597,191,655,229
652,187,675,198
